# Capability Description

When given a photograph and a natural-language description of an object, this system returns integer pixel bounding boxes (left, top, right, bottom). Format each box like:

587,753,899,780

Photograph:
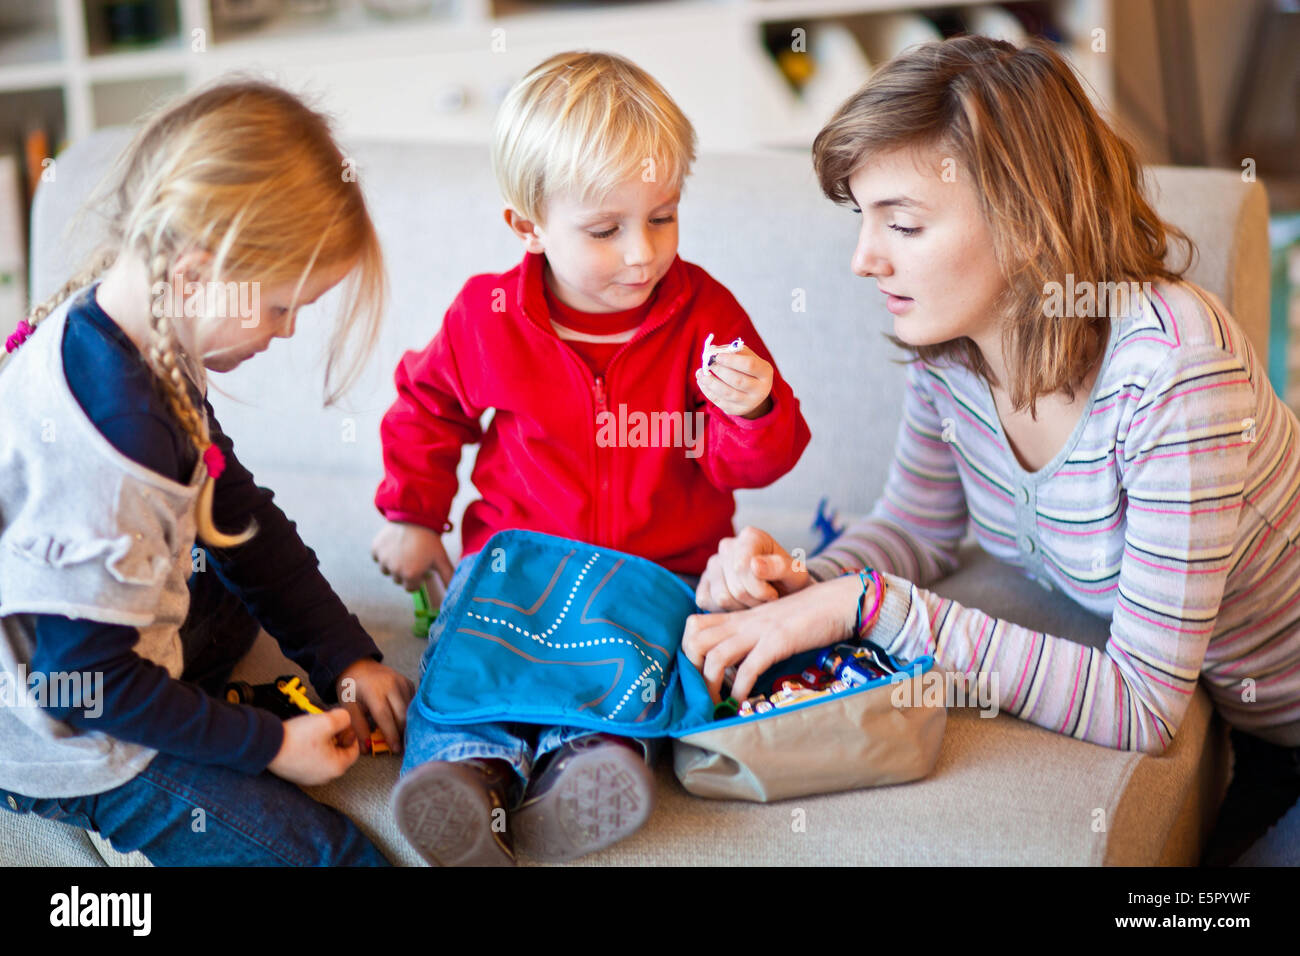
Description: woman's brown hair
8,77,386,548
812,35,1192,416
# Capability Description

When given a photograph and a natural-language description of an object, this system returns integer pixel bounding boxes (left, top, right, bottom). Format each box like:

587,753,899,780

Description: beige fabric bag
672,663,947,802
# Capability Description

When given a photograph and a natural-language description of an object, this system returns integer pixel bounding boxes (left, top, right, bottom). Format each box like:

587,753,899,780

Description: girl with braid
0,79,411,865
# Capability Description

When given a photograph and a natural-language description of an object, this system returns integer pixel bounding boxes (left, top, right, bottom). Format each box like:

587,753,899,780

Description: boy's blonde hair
812,36,1192,416
492,51,698,224
11,77,386,548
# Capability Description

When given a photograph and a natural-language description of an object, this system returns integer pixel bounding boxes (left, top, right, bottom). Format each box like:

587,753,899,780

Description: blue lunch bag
416,529,946,802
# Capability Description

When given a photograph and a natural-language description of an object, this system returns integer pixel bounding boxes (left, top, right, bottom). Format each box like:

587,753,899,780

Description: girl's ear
502,207,546,254
170,248,213,285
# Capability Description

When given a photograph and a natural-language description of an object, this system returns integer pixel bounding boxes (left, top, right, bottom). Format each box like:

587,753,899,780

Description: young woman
682,36,1300,866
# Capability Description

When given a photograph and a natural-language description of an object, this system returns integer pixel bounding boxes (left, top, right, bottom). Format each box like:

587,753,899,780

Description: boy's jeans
0,568,390,867
401,553,699,803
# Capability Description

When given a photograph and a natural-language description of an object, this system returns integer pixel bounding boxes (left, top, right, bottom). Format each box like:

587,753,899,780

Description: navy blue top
29,286,381,775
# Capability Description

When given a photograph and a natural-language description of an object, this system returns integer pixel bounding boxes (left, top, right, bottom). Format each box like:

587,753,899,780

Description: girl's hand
371,521,453,591
267,709,360,786
696,346,774,419
683,574,865,704
696,526,812,611
337,659,415,755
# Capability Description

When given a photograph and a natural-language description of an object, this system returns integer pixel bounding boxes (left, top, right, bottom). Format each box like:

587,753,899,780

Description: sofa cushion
85,509,1221,866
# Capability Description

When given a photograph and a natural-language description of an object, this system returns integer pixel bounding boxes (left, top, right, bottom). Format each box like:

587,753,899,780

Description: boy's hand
337,659,415,756
697,526,812,611
696,346,774,419
371,520,453,591
267,709,360,786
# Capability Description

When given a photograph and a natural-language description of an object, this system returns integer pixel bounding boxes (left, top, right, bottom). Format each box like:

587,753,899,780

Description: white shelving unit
0,0,1115,151
0,0,1113,316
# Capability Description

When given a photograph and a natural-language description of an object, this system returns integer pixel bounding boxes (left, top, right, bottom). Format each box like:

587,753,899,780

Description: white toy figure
700,333,745,373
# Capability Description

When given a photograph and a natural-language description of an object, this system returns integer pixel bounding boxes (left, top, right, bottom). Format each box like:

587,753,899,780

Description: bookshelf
0,0,1114,303
0,1,1115,148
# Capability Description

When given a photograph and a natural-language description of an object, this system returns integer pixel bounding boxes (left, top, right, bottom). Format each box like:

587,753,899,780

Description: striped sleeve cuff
868,572,916,658
807,555,849,582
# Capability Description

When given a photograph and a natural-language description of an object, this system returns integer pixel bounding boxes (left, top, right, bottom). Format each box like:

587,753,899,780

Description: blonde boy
376,52,810,866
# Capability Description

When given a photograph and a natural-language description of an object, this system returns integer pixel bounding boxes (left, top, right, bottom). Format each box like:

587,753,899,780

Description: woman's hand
696,526,812,611
337,659,415,755
371,520,453,591
267,709,359,786
696,346,774,419
683,574,866,703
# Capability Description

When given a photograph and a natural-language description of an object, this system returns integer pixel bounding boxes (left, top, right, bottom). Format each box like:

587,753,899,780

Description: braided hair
4,77,387,548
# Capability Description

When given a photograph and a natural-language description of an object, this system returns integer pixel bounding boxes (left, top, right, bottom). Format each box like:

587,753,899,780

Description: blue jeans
401,554,699,803
1202,729,1300,866
0,567,390,866
0,751,388,866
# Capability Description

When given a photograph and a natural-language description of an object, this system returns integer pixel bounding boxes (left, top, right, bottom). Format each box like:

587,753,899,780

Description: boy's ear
502,207,546,254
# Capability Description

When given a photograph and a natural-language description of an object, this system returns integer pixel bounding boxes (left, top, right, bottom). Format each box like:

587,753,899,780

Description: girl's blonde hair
812,35,1192,416
491,50,698,224
11,77,386,549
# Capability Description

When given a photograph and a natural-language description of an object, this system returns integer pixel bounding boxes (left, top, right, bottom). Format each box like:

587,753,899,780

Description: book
0,152,27,329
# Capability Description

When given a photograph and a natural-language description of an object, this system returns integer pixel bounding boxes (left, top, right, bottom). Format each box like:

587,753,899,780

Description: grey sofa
6,128,1270,865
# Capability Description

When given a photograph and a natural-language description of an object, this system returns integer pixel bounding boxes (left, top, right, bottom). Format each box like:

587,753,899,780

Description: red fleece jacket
375,251,811,575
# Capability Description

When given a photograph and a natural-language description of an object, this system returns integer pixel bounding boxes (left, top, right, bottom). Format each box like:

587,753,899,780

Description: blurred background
1,0,1297,408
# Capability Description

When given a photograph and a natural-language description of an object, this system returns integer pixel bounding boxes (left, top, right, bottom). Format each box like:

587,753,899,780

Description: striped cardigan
808,280,1300,752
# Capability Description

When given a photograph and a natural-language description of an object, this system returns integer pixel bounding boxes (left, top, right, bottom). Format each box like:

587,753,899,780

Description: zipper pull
592,375,607,413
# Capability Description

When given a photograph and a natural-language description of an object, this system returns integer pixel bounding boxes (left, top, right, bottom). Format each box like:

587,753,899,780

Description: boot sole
513,744,654,862
390,761,514,867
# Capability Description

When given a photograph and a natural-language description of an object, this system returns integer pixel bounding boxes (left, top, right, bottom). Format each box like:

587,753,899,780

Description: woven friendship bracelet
853,568,886,638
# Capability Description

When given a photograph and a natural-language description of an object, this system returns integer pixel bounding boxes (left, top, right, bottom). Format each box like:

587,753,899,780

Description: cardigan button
1020,487,1030,505
5,796,16,811
1023,536,1036,554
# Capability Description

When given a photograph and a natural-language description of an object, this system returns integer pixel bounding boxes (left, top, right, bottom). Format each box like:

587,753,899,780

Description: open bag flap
418,529,715,735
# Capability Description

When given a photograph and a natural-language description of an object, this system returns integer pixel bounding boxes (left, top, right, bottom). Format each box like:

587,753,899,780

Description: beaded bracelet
854,568,886,638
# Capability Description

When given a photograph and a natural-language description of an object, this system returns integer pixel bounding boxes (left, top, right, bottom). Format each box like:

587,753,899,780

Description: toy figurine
700,333,744,373
223,675,391,754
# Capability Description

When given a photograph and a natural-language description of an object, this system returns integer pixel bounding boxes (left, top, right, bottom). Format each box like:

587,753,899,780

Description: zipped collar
515,250,695,342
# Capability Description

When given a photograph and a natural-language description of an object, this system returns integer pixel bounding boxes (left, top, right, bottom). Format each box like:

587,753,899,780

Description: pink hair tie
203,443,226,480
5,320,35,353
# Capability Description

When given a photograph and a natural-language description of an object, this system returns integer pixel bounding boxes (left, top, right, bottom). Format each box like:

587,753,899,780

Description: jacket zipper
592,373,609,546
533,270,690,549
587,310,690,548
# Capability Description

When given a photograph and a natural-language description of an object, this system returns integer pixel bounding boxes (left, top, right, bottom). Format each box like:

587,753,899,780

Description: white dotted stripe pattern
463,551,665,721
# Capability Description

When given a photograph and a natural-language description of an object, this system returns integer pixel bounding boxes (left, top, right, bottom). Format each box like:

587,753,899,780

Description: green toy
713,696,740,720
412,580,439,638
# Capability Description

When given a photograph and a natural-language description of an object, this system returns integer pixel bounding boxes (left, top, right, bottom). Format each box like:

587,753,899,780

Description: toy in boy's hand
700,333,744,372
412,579,440,638
695,332,775,420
